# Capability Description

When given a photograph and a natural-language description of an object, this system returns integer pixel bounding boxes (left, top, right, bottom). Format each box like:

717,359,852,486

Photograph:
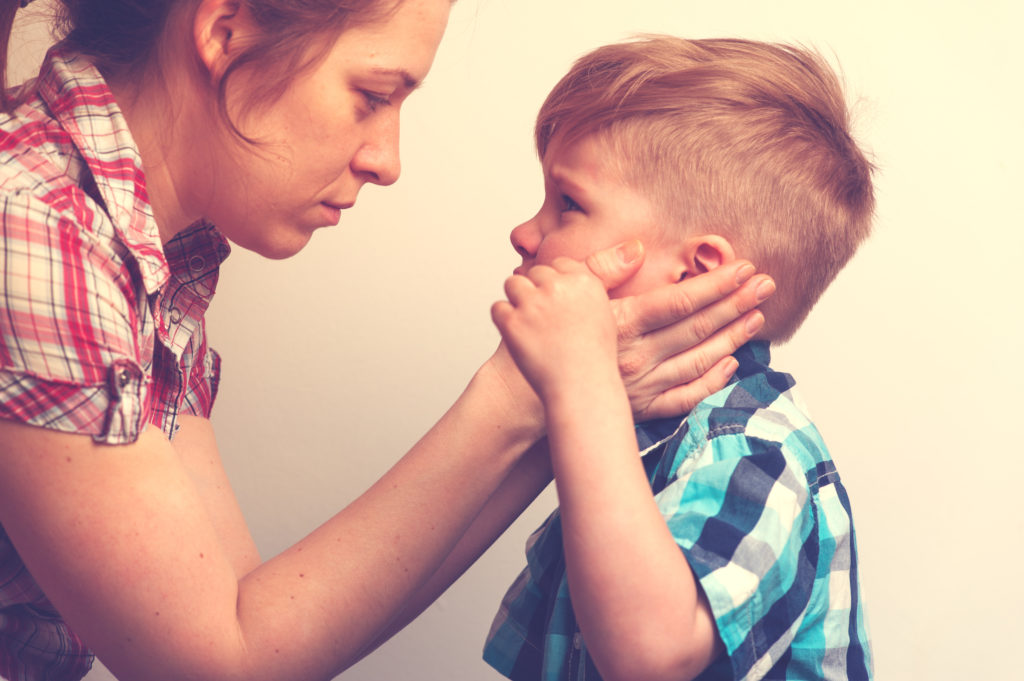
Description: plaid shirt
484,342,872,681
0,49,228,681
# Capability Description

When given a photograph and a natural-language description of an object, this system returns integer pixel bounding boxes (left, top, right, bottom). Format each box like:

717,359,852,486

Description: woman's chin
227,226,315,261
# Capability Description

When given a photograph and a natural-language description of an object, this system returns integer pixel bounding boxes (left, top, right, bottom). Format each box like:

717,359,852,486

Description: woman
0,1,771,680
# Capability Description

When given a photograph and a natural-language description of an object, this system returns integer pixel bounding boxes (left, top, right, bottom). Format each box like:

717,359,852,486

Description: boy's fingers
584,239,645,291
502,274,537,306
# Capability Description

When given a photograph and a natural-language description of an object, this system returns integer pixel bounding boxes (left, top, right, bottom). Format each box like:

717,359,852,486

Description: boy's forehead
542,133,624,184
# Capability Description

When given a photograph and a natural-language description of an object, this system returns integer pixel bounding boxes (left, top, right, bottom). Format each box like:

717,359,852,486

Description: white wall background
10,1,1024,679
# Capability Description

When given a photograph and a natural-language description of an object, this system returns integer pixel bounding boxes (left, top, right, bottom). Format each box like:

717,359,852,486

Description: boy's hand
492,257,619,403
585,240,774,421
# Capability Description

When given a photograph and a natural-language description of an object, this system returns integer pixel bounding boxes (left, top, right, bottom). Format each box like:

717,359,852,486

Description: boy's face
510,134,680,298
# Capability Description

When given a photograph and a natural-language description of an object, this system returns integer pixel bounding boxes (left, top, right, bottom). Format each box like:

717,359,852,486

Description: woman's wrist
469,344,545,451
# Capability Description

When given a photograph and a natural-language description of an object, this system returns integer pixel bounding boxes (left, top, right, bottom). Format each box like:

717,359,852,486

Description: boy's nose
510,218,540,258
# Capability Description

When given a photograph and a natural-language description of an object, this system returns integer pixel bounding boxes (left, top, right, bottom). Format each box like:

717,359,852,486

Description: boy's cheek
607,262,675,299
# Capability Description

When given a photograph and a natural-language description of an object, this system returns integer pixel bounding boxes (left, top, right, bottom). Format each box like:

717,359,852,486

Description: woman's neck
107,70,209,243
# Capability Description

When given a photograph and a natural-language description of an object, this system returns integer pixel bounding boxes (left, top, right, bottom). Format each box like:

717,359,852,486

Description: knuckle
670,289,699,319
585,250,611,272
677,388,708,414
677,348,714,384
618,351,647,381
612,301,641,343
687,311,717,346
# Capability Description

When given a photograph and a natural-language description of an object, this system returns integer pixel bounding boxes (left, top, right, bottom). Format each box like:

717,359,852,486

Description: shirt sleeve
654,433,817,681
0,188,152,443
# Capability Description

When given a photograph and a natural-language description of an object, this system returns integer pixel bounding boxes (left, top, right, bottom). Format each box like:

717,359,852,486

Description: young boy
485,37,874,681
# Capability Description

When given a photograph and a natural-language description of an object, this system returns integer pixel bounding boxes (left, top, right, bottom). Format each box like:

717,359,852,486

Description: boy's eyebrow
369,67,423,91
548,165,587,195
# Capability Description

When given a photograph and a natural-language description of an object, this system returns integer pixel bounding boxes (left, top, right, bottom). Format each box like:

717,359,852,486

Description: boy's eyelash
560,194,582,212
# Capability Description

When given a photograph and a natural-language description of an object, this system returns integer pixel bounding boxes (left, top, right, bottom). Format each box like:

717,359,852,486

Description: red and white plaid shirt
0,48,229,681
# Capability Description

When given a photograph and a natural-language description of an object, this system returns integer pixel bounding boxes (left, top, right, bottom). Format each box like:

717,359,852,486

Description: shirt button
169,307,183,324
118,369,132,388
188,255,206,271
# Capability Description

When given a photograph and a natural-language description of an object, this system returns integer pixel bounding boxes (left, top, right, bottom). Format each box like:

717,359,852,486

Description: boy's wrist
541,365,629,432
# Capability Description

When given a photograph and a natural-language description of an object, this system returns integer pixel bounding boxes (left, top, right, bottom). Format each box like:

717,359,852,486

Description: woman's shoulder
1,84,82,194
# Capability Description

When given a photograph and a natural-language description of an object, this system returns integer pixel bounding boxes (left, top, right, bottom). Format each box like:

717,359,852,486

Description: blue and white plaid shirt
484,342,872,681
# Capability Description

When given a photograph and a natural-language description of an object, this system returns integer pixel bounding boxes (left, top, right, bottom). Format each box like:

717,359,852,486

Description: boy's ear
676,234,737,280
193,0,248,78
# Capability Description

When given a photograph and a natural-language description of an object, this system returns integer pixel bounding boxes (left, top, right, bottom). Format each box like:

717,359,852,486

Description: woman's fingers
611,260,774,420
615,260,769,338
627,311,764,420
624,277,772,370
582,239,646,291
636,355,741,420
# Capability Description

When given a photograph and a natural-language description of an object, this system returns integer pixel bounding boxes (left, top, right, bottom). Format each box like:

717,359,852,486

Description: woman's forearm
0,355,543,681
356,438,554,662
232,354,546,678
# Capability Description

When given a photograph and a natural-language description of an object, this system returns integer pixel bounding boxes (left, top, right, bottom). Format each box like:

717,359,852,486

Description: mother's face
188,0,452,259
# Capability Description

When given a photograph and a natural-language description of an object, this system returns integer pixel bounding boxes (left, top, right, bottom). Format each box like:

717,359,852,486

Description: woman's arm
0,355,540,681
0,244,766,681
173,415,262,577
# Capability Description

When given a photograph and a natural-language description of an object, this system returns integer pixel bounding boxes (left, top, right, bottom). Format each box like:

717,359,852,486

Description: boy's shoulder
641,342,832,491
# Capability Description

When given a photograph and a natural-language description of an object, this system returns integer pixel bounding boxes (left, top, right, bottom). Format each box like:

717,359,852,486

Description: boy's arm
544,359,722,681
493,257,723,681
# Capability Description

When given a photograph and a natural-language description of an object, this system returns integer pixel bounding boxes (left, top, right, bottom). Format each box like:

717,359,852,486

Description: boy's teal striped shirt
484,341,872,681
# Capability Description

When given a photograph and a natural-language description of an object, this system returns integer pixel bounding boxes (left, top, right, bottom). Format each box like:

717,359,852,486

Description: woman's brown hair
2,0,397,128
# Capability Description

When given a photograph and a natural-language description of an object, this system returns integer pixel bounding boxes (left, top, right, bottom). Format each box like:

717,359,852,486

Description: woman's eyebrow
369,67,422,91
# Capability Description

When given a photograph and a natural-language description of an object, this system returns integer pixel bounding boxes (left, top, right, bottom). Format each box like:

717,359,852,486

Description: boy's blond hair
536,36,875,341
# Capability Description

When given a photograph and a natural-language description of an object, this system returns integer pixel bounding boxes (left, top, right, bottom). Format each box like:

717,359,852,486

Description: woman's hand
584,240,775,421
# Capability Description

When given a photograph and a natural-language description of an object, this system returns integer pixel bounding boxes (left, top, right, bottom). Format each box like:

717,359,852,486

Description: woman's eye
560,194,582,213
362,91,392,113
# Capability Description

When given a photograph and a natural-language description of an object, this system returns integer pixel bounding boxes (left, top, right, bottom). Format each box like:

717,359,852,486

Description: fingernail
722,356,739,377
617,240,642,264
735,263,755,285
755,278,776,302
745,311,765,336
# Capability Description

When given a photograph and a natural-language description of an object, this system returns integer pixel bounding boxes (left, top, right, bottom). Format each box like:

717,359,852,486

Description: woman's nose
351,116,401,186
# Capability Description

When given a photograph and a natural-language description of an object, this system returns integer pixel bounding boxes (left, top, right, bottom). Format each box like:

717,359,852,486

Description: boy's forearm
545,370,718,681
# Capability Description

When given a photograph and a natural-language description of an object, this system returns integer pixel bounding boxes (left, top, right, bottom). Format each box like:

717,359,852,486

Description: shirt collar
37,47,170,295
635,341,772,453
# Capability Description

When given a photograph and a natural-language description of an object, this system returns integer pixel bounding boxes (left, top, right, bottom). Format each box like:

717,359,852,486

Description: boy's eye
560,194,582,213
361,91,392,113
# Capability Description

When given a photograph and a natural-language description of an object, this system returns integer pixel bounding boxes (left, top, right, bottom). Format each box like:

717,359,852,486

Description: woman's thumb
584,239,645,291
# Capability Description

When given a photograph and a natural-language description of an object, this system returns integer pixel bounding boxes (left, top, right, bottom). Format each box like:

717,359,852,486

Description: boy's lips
513,261,534,276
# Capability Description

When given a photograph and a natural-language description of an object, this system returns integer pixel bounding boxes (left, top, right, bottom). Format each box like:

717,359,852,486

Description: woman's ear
193,0,246,78
676,234,737,281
